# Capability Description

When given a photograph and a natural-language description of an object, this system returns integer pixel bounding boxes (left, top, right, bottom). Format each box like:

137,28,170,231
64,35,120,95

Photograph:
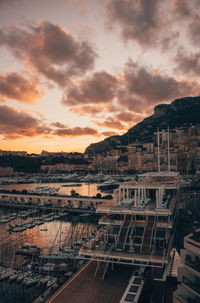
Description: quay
0,191,112,212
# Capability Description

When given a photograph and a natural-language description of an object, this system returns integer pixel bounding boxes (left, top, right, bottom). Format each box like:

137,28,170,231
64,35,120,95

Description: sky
0,0,200,154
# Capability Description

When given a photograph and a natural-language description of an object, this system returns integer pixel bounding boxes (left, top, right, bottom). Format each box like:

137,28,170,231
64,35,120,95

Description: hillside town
1,124,200,177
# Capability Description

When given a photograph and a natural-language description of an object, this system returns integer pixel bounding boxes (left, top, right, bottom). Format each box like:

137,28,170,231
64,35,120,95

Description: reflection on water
0,208,98,303
0,182,101,197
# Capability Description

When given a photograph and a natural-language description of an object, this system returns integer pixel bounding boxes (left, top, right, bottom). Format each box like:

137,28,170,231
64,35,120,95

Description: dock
46,261,133,303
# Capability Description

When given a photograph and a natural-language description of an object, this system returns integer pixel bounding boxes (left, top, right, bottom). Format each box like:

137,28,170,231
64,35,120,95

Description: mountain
85,96,200,155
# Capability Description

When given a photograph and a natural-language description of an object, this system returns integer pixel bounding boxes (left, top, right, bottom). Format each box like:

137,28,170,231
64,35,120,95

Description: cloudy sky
0,0,199,153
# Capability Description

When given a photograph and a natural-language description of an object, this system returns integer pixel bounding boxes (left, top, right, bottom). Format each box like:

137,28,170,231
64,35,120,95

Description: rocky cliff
85,96,200,155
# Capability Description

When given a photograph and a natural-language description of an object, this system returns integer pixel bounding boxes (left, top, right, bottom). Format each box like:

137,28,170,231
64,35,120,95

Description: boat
0,268,14,281
79,213,90,217
36,219,44,225
47,276,57,288
23,275,41,287
43,216,54,222
19,211,30,219
25,222,36,229
37,275,50,287
79,174,97,183
39,251,74,261
16,271,31,283
62,183,82,187
9,270,22,282
29,185,60,195
0,216,12,224
38,263,56,273
16,243,41,255
12,226,27,232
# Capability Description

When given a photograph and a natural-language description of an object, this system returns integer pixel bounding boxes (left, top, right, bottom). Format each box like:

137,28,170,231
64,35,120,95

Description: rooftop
46,261,133,303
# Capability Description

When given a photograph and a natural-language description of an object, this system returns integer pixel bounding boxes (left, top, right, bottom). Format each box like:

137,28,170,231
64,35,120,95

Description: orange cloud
101,131,118,137
0,72,44,103
0,104,51,139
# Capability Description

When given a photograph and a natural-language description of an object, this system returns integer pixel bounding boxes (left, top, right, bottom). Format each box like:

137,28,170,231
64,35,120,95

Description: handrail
80,246,168,262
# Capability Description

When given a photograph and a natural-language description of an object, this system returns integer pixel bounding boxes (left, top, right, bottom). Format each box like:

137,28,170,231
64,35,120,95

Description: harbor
0,199,99,303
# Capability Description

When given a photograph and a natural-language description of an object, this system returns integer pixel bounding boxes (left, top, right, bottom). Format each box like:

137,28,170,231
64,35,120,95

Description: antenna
167,126,171,172
157,127,160,172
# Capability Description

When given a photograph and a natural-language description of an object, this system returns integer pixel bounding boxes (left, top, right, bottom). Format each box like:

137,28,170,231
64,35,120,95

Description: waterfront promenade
0,191,112,211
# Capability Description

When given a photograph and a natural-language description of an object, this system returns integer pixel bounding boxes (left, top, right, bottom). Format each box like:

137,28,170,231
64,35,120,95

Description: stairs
116,215,132,251
141,216,155,255
95,261,108,280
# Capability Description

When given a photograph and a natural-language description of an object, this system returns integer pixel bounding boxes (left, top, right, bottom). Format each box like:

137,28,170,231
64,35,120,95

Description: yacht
47,276,57,288
39,251,74,261
29,185,60,195
16,243,41,255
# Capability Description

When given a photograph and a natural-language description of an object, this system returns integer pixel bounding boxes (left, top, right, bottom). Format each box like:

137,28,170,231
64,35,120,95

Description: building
173,229,200,303
79,171,181,303
0,166,13,176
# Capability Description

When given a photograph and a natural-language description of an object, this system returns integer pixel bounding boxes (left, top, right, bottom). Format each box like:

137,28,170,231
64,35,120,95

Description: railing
183,276,200,295
80,245,168,263
174,291,199,303
99,217,123,225
185,258,200,274
115,217,125,248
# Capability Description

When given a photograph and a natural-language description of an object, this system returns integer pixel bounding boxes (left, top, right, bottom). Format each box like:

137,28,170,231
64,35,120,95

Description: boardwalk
46,261,132,303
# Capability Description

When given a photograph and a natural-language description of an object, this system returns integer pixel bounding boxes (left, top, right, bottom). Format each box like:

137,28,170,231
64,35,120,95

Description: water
0,207,98,303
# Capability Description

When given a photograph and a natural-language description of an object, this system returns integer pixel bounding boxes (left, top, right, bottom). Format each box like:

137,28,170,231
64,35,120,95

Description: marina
0,177,199,303
0,200,99,303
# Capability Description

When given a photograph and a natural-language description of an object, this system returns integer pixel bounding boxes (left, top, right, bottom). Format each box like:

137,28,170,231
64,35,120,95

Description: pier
0,191,112,212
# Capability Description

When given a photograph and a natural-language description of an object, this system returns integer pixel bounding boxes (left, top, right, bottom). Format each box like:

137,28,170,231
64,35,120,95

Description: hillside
85,96,200,155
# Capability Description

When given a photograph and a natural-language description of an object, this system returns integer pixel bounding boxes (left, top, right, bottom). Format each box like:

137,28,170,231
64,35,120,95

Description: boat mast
157,127,160,172
167,126,171,172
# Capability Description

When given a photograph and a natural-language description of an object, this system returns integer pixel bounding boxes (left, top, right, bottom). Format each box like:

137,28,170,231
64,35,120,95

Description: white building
173,229,200,303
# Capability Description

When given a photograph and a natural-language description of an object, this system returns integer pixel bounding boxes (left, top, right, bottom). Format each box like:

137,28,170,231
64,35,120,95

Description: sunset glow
0,0,199,153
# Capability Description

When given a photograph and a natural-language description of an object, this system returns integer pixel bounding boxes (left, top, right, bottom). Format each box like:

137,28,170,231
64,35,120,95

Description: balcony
185,256,200,277
183,276,200,297
174,290,199,303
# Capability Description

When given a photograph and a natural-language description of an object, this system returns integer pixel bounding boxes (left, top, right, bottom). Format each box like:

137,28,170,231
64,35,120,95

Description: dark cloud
95,117,127,130
0,72,44,103
160,31,180,52
0,0,21,7
0,104,51,139
172,0,192,17
123,60,200,105
116,91,147,114
116,111,141,123
70,105,105,116
62,71,118,106
188,15,200,46
106,0,164,47
53,126,99,137
63,58,199,123
0,20,97,86
174,51,200,76
51,122,67,128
